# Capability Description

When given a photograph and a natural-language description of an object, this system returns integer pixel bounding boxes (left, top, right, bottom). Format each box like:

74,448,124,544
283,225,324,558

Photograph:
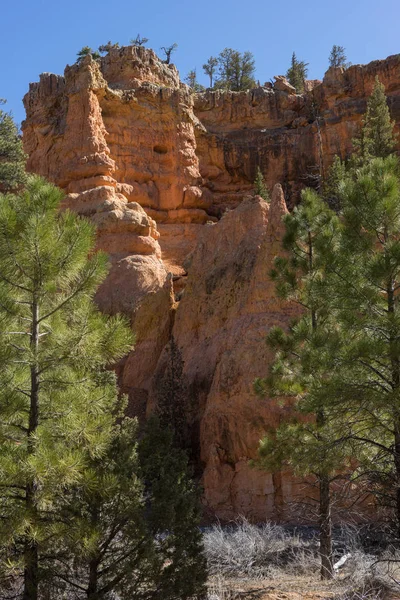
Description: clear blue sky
1,0,399,126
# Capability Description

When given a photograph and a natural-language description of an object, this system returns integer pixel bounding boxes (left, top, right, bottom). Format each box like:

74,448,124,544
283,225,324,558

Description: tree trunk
319,475,333,580
23,300,39,600
22,509,38,600
87,558,100,599
394,423,400,539
387,278,400,537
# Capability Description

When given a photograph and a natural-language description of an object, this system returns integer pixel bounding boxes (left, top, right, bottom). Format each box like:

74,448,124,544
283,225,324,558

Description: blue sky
1,0,399,125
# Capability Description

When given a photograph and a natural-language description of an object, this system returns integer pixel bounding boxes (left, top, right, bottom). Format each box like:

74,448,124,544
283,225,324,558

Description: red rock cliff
22,48,400,520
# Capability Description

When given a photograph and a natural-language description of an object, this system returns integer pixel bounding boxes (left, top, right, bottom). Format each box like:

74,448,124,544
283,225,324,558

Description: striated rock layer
22,48,400,520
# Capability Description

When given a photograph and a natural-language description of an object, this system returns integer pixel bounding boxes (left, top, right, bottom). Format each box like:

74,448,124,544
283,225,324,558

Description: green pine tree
254,167,270,202
328,45,348,69
0,100,26,192
323,155,347,211
49,412,158,599
327,155,400,534
156,336,191,451
139,417,207,600
255,189,351,580
286,52,308,93
76,46,101,63
184,69,206,93
353,77,397,164
215,48,256,91
203,56,218,88
98,41,120,54
0,176,133,600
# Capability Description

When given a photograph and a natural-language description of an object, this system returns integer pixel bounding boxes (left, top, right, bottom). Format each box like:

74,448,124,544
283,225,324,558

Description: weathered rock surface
22,48,400,520
169,185,301,519
194,54,400,212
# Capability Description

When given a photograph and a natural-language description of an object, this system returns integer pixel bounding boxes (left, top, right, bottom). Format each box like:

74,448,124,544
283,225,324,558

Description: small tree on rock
362,77,397,160
328,45,348,68
160,43,178,64
254,167,270,202
98,41,120,54
76,46,100,63
216,48,256,91
184,69,205,92
286,52,308,93
131,34,149,47
203,56,218,88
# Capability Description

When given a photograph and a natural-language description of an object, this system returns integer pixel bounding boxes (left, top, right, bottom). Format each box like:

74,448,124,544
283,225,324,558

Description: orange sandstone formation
22,48,400,520
170,185,302,519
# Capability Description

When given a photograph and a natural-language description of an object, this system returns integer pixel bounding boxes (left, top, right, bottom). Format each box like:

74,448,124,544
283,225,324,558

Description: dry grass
204,518,310,578
204,519,400,600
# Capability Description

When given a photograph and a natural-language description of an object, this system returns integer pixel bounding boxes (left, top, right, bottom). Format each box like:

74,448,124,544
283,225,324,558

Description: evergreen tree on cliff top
0,176,133,599
286,52,308,93
203,56,218,88
215,48,256,91
0,100,26,192
328,45,348,69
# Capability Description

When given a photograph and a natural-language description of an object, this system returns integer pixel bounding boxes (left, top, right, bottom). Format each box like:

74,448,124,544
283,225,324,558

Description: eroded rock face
169,185,302,519
194,54,400,212
22,48,400,520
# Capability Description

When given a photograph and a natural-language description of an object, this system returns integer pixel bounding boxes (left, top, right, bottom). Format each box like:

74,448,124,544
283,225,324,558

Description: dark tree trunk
319,474,334,580
387,278,400,537
87,558,100,599
22,520,38,600
394,424,400,538
23,300,40,600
